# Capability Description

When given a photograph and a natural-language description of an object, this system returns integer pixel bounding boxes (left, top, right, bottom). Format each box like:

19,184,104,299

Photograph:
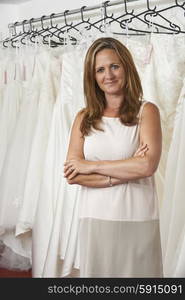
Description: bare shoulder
73,108,86,125
141,102,161,124
139,101,162,137
140,101,162,143
143,102,160,116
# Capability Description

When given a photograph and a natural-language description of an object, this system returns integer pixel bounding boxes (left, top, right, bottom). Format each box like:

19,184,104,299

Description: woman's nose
105,68,114,79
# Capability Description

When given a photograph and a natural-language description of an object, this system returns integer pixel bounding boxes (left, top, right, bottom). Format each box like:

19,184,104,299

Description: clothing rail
8,0,140,29
3,0,185,48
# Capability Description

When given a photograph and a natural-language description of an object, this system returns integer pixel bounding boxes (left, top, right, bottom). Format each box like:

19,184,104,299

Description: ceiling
0,0,31,4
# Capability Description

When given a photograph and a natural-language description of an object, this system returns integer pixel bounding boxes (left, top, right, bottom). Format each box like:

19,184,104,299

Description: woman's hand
64,159,95,179
134,143,149,157
64,144,148,181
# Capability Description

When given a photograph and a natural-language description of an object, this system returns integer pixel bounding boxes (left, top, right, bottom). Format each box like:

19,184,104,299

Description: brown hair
80,37,143,136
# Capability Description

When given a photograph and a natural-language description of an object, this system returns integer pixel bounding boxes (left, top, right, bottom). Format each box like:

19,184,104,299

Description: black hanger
64,6,90,32
86,1,116,33
3,19,32,48
108,0,157,35
144,0,185,34
127,0,185,34
88,1,156,35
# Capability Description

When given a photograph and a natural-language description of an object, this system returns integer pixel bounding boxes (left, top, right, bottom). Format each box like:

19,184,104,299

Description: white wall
0,4,19,35
19,0,103,20
0,0,103,34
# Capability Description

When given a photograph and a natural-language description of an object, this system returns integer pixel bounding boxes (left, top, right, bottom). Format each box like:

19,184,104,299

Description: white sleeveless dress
78,100,163,277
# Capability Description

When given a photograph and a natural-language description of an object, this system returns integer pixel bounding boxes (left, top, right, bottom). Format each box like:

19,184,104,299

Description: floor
0,242,32,277
0,268,32,278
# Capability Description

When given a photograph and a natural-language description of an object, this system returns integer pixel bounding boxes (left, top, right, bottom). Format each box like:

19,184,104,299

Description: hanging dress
32,47,85,277
0,53,43,270
15,50,61,236
160,77,185,277
78,100,163,277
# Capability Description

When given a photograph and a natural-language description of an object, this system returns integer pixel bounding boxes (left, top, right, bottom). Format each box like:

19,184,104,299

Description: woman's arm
65,110,129,188
94,103,162,179
64,103,162,181
66,144,148,187
65,110,85,161
67,173,126,188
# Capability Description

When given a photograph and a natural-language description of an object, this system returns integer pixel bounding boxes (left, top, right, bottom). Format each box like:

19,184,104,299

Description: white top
79,100,159,222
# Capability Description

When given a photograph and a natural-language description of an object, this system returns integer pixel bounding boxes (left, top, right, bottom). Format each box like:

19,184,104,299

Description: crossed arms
64,103,162,188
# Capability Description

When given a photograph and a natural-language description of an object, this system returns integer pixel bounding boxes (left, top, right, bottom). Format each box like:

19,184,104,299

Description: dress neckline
102,116,119,119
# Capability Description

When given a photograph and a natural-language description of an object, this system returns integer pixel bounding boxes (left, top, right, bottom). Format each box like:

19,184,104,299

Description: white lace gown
139,35,185,207
0,54,44,270
0,63,42,235
160,77,185,277
15,51,61,236
32,48,85,277
0,81,21,176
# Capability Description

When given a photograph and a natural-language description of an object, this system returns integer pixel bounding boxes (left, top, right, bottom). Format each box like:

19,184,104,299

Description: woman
64,37,163,277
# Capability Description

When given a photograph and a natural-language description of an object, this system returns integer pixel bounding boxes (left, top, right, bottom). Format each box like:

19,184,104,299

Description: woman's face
95,48,125,97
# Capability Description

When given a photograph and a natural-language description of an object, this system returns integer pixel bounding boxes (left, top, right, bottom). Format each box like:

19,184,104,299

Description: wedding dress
160,77,185,277
15,50,61,236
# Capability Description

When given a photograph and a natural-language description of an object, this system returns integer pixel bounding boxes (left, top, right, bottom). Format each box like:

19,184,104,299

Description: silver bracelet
108,176,113,187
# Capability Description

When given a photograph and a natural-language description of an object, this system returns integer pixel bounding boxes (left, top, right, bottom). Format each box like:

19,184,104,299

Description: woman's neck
104,94,124,117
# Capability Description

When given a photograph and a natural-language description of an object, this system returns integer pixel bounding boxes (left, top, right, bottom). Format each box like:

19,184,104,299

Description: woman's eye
97,68,104,73
111,64,119,69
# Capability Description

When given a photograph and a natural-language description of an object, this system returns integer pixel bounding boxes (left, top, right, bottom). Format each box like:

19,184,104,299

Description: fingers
64,169,76,178
64,161,75,172
64,168,74,177
64,165,76,176
64,168,71,177
63,161,78,179
67,169,78,180
140,145,149,157
134,143,149,157
138,143,148,151
63,160,77,176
